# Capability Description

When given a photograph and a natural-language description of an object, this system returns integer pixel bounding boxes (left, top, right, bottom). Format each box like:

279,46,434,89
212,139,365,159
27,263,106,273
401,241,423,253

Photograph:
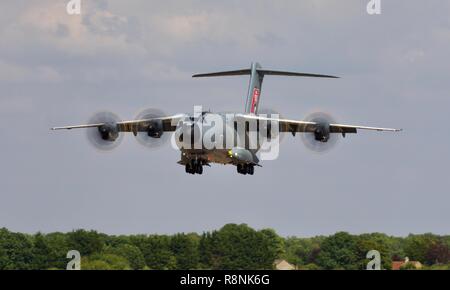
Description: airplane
52,62,401,175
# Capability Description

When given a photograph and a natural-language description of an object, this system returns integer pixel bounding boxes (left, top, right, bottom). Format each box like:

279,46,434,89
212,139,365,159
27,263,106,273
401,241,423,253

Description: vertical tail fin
245,62,264,114
192,62,338,114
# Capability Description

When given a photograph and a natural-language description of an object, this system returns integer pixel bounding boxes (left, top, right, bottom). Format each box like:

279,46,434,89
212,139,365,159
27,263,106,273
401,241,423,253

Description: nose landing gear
185,159,204,175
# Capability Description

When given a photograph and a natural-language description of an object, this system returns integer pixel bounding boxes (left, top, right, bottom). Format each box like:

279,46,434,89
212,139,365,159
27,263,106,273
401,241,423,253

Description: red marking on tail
250,88,260,113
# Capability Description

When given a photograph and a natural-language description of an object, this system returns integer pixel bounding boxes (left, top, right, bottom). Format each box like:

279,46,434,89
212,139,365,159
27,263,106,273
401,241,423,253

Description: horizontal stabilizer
193,68,338,79
257,69,339,79
192,69,251,78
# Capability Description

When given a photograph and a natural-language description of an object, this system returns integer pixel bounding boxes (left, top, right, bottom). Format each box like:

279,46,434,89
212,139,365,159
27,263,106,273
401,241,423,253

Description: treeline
0,224,449,270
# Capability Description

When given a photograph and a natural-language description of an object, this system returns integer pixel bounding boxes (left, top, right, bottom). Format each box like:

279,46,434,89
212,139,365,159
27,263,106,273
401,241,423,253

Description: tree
215,224,261,269
66,230,105,257
260,229,284,257
82,258,112,270
85,253,131,270
301,263,320,270
199,231,220,269
424,239,450,265
44,232,71,269
106,244,146,270
283,236,323,266
130,235,177,270
316,232,359,270
31,233,52,269
1,225,449,270
0,228,34,270
404,233,439,264
200,224,282,270
356,233,392,270
170,233,200,269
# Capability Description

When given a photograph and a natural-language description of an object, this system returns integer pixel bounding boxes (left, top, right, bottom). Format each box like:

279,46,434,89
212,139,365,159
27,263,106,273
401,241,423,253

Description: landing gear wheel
236,164,244,174
185,164,195,174
186,159,204,175
237,164,253,175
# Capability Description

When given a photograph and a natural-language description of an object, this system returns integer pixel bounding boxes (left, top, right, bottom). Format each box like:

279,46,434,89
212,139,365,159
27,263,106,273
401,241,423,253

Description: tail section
192,62,338,114
245,62,264,114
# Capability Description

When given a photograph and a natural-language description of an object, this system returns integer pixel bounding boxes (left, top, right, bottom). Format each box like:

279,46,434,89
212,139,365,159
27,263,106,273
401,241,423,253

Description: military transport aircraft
52,62,401,175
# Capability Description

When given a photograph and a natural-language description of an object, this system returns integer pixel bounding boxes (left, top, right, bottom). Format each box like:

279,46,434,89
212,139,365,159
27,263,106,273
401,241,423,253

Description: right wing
235,114,402,134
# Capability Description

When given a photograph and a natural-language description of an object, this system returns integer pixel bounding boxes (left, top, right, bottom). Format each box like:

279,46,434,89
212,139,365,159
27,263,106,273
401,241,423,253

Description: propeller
86,111,123,151
301,112,339,153
134,108,170,150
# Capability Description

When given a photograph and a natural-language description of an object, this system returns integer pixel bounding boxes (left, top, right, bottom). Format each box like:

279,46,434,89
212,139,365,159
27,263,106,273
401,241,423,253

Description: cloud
0,0,149,83
17,1,145,55
0,59,63,83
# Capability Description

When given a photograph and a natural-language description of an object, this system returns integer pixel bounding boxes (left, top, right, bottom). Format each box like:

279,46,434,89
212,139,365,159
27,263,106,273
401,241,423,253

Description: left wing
51,114,186,133
235,114,402,135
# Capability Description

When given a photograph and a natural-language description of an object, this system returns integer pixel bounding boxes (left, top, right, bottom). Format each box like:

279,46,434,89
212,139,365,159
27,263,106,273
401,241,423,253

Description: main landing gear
185,159,203,175
237,164,254,175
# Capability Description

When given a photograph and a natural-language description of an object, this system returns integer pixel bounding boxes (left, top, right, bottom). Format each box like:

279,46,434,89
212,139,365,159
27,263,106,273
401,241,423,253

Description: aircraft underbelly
180,149,233,165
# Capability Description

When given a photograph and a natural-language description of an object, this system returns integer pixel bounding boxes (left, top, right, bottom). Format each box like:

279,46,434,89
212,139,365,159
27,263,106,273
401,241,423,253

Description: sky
0,0,449,237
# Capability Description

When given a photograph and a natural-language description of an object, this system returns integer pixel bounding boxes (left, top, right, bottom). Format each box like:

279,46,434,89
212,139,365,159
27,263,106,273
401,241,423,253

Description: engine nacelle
147,120,164,138
314,124,330,142
98,124,119,142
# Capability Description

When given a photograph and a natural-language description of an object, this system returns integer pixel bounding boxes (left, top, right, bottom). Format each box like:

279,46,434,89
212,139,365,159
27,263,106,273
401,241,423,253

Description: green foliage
44,232,71,269
104,244,146,270
300,263,320,270
199,224,282,270
81,258,112,270
283,236,323,266
404,233,439,265
129,235,176,270
31,233,52,270
423,263,450,270
0,225,449,270
0,228,34,270
170,233,200,269
424,239,450,265
67,230,105,257
400,262,419,270
356,233,392,270
85,253,131,270
316,232,359,270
